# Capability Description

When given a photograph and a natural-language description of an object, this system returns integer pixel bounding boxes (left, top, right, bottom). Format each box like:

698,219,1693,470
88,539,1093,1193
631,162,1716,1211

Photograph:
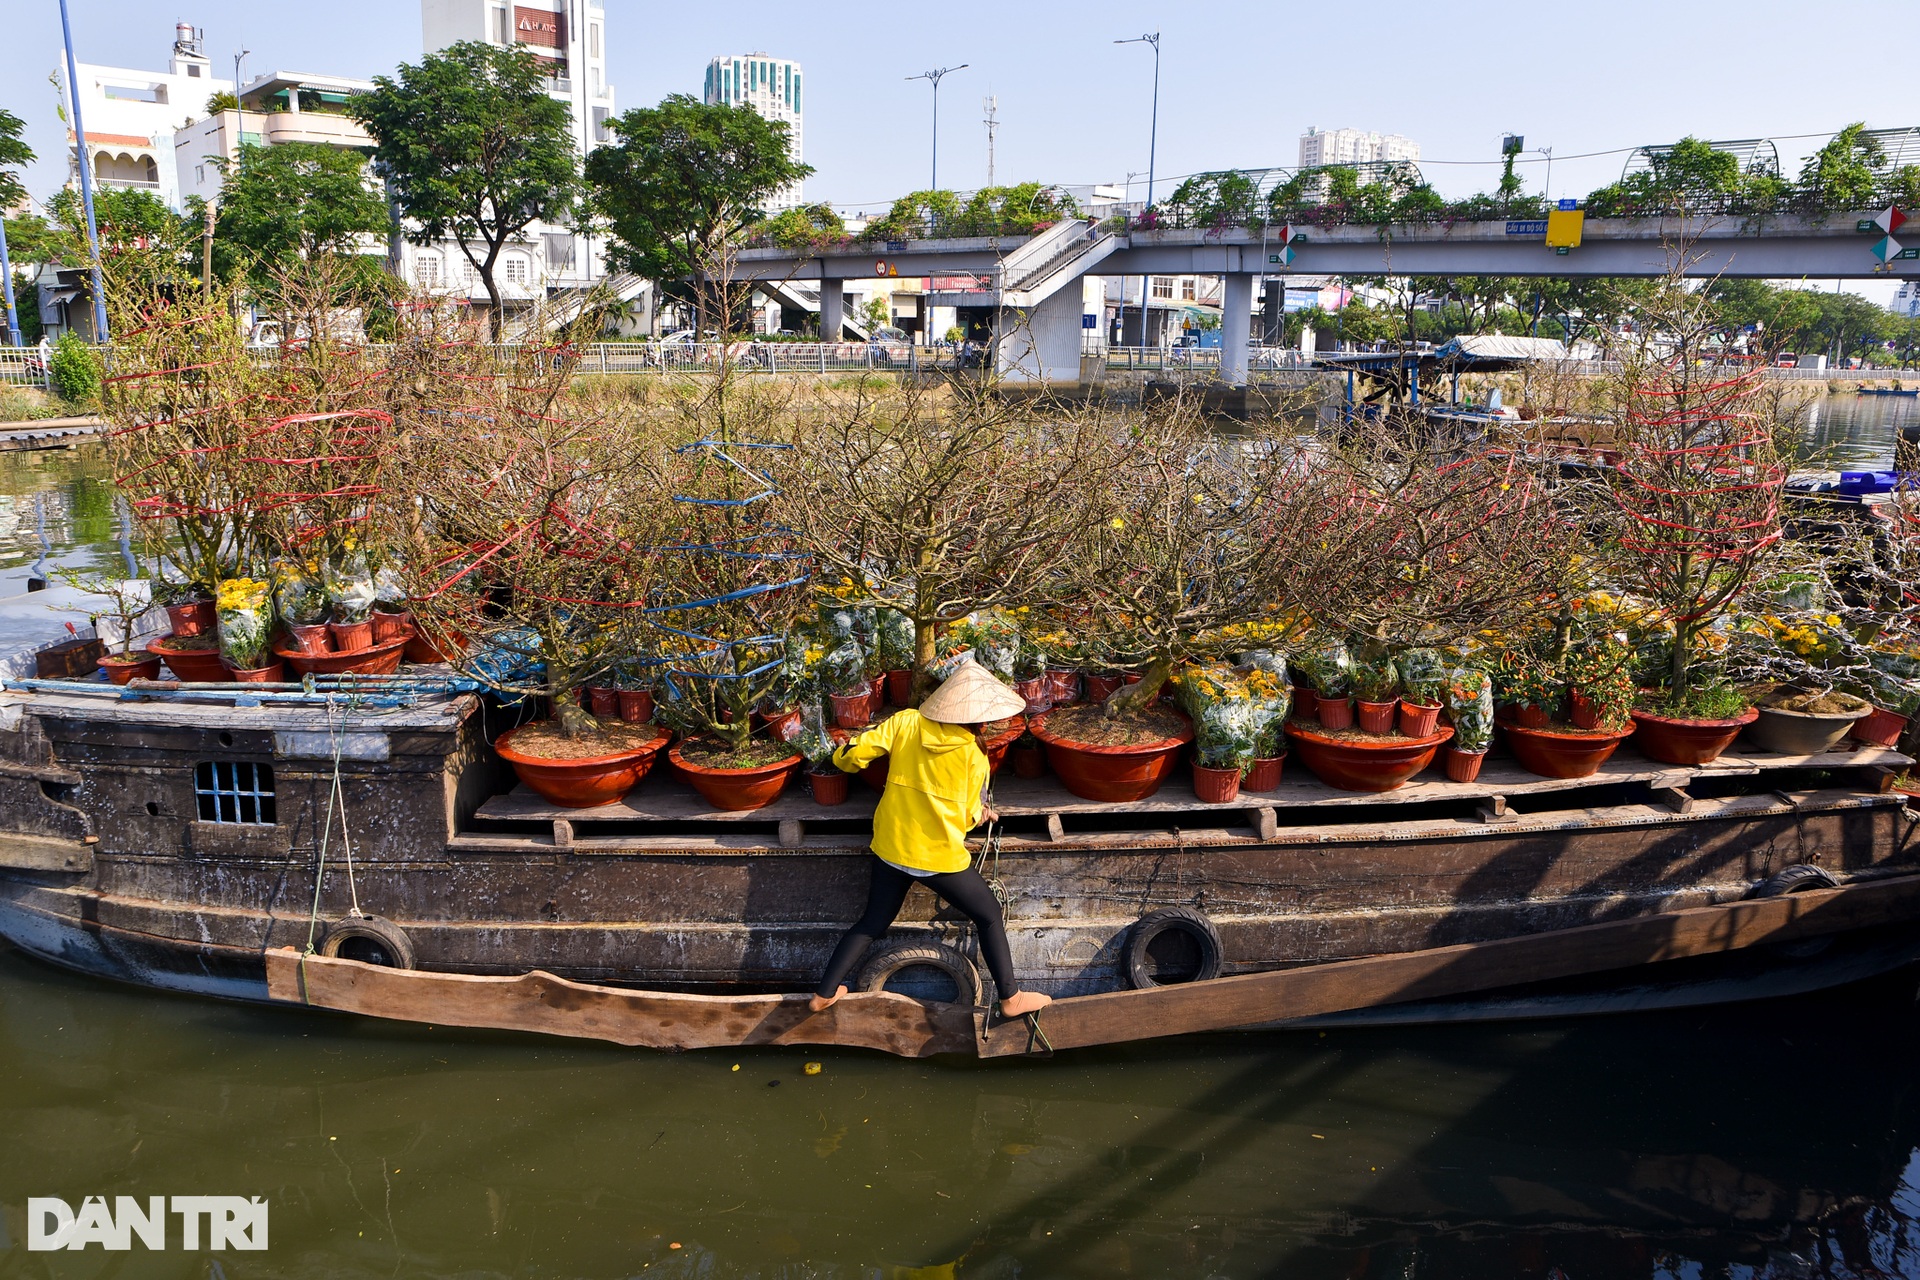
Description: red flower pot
807,768,849,806
979,716,1025,775
1850,705,1911,748
165,600,216,638
285,622,334,655
1629,707,1759,766
885,669,913,706
618,689,654,724
1083,673,1124,705
1498,716,1633,779
1568,691,1600,730
1014,676,1052,715
1398,701,1441,738
1442,746,1486,783
830,689,873,729
1243,755,1284,792
273,637,407,676
1292,686,1320,720
1511,704,1551,730
404,624,465,664
1356,698,1398,735
667,740,801,811
1123,672,1144,685
1028,710,1194,802
1011,742,1046,779
1285,720,1453,793
868,674,886,708
97,653,162,685
496,724,672,809
1046,668,1082,707
1192,762,1241,804
760,706,802,742
328,619,374,653
586,686,620,718
370,610,415,645
1316,696,1354,731
147,637,228,683
221,656,287,684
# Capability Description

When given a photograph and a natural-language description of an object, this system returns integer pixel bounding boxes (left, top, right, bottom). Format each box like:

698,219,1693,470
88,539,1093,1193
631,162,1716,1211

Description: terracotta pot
868,674,886,709
1122,671,1144,685
1398,701,1441,738
1511,704,1551,730
1014,676,1052,716
404,625,465,664
979,716,1025,775
1011,741,1047,779
1083,673,1124,705
165,600,216,638
1746,702,1873,756
1443,747,1486,784
97,653,161,686
1191,762,1241,804
370,609,415,644
1849,705,1911,748
1356,698,1398,735
1244,755,1284,792
1285,720,1453,793
1498,716,1632,779
885,669,912,706
1568,691,1600,731
1316,696,1354,731
807,768,849,806
1292,686,1320,720
328,619,375,653
668,739,801,811
618,689,654,724
1046,668,1082,707
1027,710,1194,803
147,638,228,683
285,622,334,655
760,706,802,742
273,637,407,677
1628,706,1759,766
586,686,620,718
221,656,287,684
830,689,873,730
496,723,672,809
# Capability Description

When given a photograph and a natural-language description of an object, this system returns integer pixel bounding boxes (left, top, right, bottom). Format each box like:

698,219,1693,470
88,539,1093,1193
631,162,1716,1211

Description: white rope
302,693,366,953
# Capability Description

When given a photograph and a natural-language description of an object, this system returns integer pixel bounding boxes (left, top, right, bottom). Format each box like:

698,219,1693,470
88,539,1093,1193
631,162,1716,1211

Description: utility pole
201,199,216,300
1115,33,1160,348
905,65,967,194
983,95,998,189
0,218,21,347
58,0,109,342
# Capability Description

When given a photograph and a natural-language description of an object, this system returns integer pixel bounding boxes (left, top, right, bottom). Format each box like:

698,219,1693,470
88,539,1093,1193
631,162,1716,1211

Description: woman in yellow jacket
809,661,1053,1018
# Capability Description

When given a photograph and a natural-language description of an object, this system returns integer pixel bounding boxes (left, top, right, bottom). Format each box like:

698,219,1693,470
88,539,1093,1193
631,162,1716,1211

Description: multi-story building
60,22,233,211
422,0,614,156
1298,126,1420,169
703,53,803,209
175,72,377,207
1892,279,1920,320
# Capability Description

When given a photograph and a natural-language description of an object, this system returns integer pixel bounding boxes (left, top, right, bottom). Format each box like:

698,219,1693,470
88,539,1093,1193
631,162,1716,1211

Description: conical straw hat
918,659,1027,725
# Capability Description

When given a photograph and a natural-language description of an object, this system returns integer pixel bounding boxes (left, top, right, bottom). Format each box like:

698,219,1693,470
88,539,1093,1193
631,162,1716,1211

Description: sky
6,0,1914,299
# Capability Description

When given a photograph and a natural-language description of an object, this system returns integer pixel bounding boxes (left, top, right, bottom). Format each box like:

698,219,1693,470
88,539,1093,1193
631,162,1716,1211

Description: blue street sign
1505,220,1548,236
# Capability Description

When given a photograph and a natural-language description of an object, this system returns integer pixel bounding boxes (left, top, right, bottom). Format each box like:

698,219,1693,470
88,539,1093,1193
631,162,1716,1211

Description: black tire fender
855,940,983,1006
1123,906,1224,989
317,915,416,969
1749,864,1840,899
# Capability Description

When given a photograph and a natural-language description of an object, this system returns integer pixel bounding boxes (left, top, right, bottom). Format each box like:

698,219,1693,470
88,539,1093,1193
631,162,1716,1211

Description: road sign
1268,245,1299,267
1505,220,1548,236
1274,224,1305,245
1876,206,1908,235
1557,198,1578,211
1900,247,1920,261
1872,236,1904,263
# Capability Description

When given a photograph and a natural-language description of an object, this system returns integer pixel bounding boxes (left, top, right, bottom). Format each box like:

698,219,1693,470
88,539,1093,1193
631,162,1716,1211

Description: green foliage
1349,650,1397,702
860,296,890,334
1800,123,1887,210
0,108,31,211
0,214,61,267
863,190,961,241
754,203,845,251
6,271,40,341
204,91,239,114
1397,647,1447,706
48,332,99,405
213,142,391,266
1636,680,1749,720
861,184,1076,241
587,94,810,293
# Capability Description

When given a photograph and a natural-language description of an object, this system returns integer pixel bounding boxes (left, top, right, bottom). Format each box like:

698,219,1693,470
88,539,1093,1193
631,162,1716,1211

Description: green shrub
48,333,100,406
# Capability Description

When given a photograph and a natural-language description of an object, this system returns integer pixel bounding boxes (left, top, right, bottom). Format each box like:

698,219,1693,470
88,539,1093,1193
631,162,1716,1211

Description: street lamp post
57,0,110,342
905,65,967,196
0,219,21,347
1115,33,1160,349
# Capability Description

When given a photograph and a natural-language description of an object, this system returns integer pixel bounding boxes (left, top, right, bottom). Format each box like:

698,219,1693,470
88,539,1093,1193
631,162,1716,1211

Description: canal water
3,397,1920,1278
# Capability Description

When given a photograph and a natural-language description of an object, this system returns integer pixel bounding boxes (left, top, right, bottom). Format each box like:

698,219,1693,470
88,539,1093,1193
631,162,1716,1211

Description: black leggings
815,858,1019,1000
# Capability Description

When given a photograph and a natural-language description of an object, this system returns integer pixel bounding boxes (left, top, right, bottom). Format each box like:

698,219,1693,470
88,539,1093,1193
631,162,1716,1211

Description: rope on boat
303,692,369,953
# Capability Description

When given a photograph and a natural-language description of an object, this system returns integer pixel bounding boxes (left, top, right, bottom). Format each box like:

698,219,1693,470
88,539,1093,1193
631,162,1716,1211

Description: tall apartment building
703,53,804,209
1893,280,1920,320
422,0,615,157
60,22,233,211
1298,127,1421,169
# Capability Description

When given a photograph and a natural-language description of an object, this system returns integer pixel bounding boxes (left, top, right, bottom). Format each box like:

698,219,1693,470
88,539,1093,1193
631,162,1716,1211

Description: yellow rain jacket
831,709,988,873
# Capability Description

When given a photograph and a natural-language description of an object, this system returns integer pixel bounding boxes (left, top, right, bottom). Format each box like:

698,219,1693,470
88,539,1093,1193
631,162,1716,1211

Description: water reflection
2,946,1918,1279
1801,391,1917,469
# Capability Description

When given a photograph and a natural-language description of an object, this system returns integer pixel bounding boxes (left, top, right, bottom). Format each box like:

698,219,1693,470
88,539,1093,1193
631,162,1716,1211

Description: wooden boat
1,679,1917,1058
1858,385,1919,396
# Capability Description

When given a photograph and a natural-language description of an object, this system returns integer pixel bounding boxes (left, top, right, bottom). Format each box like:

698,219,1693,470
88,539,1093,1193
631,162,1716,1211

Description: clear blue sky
7,0,1913,295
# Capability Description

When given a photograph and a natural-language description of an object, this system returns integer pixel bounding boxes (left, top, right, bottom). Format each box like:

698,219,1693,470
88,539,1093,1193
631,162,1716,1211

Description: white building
175,72,377,207
60,22,233,211
1298,127,1420,169
1893,280,1920,320
422,0,614,157
703,53,804,209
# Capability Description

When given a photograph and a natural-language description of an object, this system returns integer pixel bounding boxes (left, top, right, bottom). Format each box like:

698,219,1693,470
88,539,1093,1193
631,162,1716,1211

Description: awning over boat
1319,334,1598,375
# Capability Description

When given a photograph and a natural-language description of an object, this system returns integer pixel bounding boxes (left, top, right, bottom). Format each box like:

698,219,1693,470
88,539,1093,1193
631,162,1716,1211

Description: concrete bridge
734,212,1915,386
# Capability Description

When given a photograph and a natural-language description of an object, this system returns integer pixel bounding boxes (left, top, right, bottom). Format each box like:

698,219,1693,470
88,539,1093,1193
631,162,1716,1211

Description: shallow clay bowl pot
1284,721,1452,792
1629,707,1758,766
1744,702,1872,756
1497,716,1634,779
495,724,671,808
147,638,229,683
668,740,802,811
1028,710,1194,803
274,636,407,677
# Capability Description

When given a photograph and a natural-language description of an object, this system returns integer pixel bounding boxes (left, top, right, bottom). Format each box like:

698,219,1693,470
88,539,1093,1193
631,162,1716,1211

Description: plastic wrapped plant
326,552,378,623
1294,640,1351,698
1446,668,1495,753
1350,651,1398,703
215,577,276,670
1397,647,1447,709
270,558,328,627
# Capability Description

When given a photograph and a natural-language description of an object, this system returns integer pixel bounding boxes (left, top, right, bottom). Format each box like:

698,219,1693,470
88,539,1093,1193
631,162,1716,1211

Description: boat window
194,761,277,825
